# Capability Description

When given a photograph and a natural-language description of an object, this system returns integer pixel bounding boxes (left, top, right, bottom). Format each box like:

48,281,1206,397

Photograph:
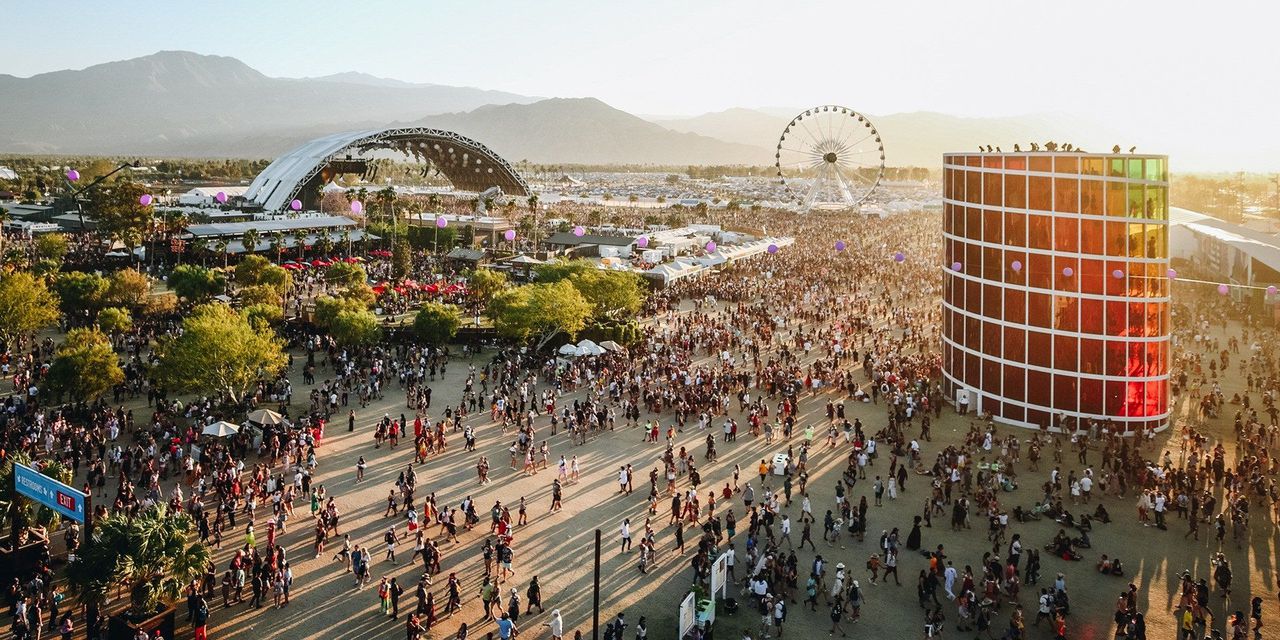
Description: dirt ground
157,310,1277,640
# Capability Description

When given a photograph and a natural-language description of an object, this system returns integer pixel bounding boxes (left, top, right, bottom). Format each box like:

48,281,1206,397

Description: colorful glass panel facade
941,152,1170,432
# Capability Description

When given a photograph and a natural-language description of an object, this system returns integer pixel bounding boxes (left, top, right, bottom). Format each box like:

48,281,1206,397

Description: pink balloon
835,240,846,252
215,191,227,204
1062,267,1074,277
706,241,717,253
1268,285,1278,296
1218,284,1230,295
1112,269,1124,279
951,261,962,271
66,169,80,182
1167,268,1177,280
767,244,778,254
290,199,303,211
138,194,153,206
350,200,363,214
436,217,448,229
504,229,516,241
893,251,905,263
573,225,585,237
636,236,649,248
1010,260,1022,272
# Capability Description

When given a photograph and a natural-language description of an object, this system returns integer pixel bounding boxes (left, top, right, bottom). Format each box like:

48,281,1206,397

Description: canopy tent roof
244,127,530,212
1170,207,1280,276
185,215,359,239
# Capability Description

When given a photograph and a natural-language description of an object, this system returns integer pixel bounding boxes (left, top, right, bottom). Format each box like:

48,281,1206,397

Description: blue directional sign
14,462,85,523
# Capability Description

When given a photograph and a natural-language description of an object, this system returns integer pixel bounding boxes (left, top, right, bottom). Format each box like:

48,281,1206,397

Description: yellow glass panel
1128,223,1146,258
1106,181,1127,216
1082,158,1104,176
1128,184,1145,217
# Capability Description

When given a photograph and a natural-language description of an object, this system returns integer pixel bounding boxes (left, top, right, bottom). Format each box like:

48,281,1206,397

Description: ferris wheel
775,105,885,212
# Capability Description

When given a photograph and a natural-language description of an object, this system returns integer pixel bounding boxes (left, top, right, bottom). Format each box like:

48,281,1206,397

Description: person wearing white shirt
943,561,957,599
620,518,632,552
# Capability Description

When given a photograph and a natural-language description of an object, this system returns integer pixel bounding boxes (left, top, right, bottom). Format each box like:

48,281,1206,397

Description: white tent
575,339,605,356
558,343,579,356
202,421,241,438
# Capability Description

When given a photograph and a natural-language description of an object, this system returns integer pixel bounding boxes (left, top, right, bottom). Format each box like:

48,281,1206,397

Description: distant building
0,166,17,181
941,151,1170,433
177,186,250,206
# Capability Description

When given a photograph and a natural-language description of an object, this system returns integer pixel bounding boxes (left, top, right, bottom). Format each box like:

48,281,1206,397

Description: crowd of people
3,205,1278,640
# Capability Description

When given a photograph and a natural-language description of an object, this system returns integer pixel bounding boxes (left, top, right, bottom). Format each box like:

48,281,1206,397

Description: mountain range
0,50,1120,167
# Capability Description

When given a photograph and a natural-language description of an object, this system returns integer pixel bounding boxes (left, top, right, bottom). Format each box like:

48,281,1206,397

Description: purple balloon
573,225,585,237
66,169,80,182
290,199,303,211
767,244,778,254
1010,260,1022,272
1062,267,1074,277
1268,285,1278,296
504,229,516,242
706,241,717,253
436,217,448,229
138,194,153,206
1112,269,1124,279
1218,284,1230,295
215,191,227,204
350,200,363,214
893,251,905,263
951,261,962,272
1167,268,1177,280
636,236,649,248
835,240,846,252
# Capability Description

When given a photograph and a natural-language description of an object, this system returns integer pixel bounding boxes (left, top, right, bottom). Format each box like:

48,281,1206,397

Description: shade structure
246,408,285,426
202,421,241,438
574,339,605,357
599,340,626,353
558,343,579,356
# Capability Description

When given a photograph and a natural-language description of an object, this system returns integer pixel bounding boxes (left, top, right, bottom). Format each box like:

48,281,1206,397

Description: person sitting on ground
1093,503,1111,523
1096,555,1124,576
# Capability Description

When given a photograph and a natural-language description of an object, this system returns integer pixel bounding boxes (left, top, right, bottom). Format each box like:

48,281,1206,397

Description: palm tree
292,230,309,260
66,505,211,619
340,229,352,257
213,239,230,268
241,229,261,256
0,207,10,262
427,193,442,213
317,234,336,258
270,231,286,263
189,238,209,266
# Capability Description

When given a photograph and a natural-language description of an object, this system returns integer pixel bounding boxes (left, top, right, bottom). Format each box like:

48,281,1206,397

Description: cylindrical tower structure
941,152,1170,433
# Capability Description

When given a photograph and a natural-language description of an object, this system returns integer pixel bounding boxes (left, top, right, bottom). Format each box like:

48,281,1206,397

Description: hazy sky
2,0,1278,170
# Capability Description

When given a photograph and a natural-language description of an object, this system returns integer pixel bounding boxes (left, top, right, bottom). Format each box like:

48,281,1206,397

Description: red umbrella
311,259,327,267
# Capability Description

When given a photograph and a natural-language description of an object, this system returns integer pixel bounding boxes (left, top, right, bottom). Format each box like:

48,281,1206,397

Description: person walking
620,518,633,552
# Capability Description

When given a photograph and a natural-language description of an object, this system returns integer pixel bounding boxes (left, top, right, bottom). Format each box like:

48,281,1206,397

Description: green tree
97,307,133,334
313,295,368,329
234,254,272,287
167,264,224,302
45,328,124,402
241,228,261,255
489,280,592,350
0,272,60,345
325,261,367,287
239,284,282,307
34,233,69,262
468,268,509,306
242,303,283,327
413,302,461,345
391,243,412,279
330,309,382,346
54,271,111,316
89,181,152,246
106,268,151,308
569,270,645,319
533,259,595,284
66,505,211,618
152,303,286,401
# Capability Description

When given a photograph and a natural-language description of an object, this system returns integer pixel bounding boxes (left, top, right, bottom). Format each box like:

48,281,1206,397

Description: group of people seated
1096,554,1125,576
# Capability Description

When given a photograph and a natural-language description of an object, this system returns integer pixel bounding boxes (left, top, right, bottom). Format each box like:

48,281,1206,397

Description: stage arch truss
245,127,530,211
